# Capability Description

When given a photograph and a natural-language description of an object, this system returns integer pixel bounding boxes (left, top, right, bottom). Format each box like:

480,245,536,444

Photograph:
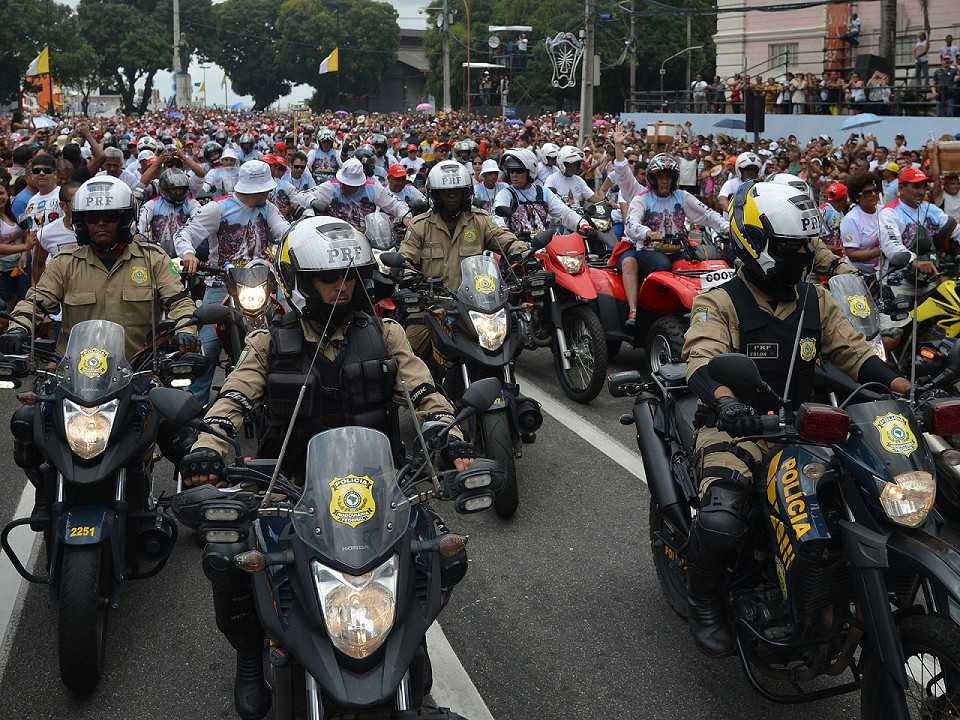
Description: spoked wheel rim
563,317,596,392
649,334,673,375
904,651,960,718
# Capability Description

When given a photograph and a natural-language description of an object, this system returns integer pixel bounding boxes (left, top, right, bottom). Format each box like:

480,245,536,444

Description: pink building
714,0,959,81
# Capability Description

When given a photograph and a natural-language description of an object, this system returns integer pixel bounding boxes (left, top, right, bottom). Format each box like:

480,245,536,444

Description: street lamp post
659,44,703,111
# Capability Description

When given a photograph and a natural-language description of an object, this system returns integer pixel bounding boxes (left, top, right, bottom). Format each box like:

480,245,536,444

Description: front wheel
860,614,960,719
553,305,608,404
58,544,111,694
646,316,688,375
479,411,518,519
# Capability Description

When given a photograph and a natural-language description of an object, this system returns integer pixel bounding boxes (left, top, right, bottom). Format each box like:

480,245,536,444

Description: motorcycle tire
860,613,960,719
646,316,687,375
480,411,519,519
648,503,689,619
58,544,111,694
553,305,608,404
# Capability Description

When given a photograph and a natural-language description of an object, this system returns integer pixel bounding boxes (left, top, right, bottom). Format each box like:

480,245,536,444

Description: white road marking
0,481,41,676
517,374,647,485
428,622,495,719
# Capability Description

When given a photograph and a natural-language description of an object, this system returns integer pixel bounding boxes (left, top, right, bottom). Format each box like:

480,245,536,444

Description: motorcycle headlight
237,284,268,313
312,555,398,659
878,471,935,527
63,398,119,460
557,254,585,274
468,308,508,351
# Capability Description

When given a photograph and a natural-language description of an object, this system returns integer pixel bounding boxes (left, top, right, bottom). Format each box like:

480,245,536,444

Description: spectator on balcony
846,72,866,113
933,56,957,117
914,31,931,87
691,73,708,113
777,75,792,114
517,34,528,70
805,73,821,113
480,72,494,106
709,76,725,112
940,35,959,64
763,76,781,112
789,73,806,115
838,13,861,47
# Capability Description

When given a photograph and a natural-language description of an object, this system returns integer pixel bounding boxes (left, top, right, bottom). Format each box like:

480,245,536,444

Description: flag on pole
25,47,50,77
319,47,339,75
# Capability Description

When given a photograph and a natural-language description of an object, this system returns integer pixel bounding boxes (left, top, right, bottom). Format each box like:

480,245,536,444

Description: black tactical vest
263,312,399,468
721,278,822,411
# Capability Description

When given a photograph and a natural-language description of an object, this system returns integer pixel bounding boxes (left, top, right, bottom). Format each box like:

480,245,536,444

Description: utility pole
684,14,692,110
628,0,636,109
441,0,452,112
579,0,595,146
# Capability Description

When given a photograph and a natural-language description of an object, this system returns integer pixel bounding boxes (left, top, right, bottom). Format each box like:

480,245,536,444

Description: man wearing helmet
175,160,292,403
621,152,729,327
717,151,762,207
369,133,391,173
177,217,471,720
293,157,412,232
354,144,388,185
537,143,560,183
680,182,910,657
1,175,198,357
544,145,604,221
201,147,241,196
400,159,526,358
237,133,260,163
493,148,591,236
137,168,200,257
473,159,508,213
306,129,340,182
453,139,474,169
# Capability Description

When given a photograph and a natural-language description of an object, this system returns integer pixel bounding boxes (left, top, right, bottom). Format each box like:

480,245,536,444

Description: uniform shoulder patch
691,306,709,325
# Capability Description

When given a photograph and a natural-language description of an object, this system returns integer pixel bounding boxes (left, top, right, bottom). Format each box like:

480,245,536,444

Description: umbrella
713,118,746,130
334,110,350,117
556,115,572,126
228,101,246,111
416,102,434,113
841,112,882,131
593,118,610,127
506,119,524,127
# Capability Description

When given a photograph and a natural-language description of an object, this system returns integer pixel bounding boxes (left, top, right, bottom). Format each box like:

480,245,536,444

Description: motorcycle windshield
54,320,132,404
365,211,394,250
292,427,409,572
828,274,880,339
457,255,506,311
228,262,272,287
846,399,932,477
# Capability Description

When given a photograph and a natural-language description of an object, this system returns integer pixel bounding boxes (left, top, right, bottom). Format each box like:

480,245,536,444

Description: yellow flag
26,47,50,77
319,47,339,75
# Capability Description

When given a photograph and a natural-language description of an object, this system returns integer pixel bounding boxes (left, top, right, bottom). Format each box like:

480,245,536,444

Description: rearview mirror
707,353,763,393
461,377,502,412
494,205,513,218
532,229,554,250
150,387,205,425
379,251,406,269
193,303,234,325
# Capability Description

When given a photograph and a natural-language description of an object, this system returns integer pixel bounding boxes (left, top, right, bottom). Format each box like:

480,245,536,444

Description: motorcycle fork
305,672,323,720
395,670,412,711
548,288,572,371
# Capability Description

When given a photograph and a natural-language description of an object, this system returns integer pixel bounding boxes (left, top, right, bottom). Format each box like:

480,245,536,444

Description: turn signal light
920,347,938,361
796,403,850,444
929,399,960,436
234,550,266,573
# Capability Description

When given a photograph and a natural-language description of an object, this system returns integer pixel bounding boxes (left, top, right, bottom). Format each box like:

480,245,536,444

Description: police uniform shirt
192,317,460,457
682,269,877,382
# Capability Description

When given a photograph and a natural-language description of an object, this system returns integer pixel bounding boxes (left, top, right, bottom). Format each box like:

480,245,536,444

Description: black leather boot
687,564,734,657
234,650,271,720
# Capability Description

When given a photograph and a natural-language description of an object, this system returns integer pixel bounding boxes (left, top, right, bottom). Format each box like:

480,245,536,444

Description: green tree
199,0,290,109
78,0,213,115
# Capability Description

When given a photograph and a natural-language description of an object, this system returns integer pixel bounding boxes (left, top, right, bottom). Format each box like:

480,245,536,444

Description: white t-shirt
691,80,708,98
21,187,62,230
943,190,960,222
718,176,742,203
840,204,880,274
544,173,594,208
677,158,698,188
37,217,78,257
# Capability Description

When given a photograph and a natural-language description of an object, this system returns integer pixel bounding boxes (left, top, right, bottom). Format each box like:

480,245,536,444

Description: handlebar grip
759,414,781,432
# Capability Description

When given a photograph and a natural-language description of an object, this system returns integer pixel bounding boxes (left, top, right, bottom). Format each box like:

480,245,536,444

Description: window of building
768,42,799,73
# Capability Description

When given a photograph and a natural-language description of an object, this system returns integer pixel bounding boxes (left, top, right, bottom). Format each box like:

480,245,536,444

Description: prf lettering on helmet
800,214,821,232
84,193,115,207
327,241,364,264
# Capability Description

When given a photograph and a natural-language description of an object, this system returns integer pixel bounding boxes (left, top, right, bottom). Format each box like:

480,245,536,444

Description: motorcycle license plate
699,269,735,290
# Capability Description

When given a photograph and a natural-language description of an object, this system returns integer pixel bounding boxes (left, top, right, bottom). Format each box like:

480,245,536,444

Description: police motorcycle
380,251,543,519
218,258,284,372
0,311,213,694
156,377,505,720
609,336,960,718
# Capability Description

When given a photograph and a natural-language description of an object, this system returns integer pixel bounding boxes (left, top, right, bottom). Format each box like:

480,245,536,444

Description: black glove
715,396,763,437
0,331,27,355
179,448,226,487
175,332,200,353
444,439,478,466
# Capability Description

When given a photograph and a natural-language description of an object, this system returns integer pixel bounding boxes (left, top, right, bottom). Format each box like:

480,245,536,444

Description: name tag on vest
747,343,779,359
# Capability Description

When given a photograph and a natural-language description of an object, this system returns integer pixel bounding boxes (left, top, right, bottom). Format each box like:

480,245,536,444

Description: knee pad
697,482,752,542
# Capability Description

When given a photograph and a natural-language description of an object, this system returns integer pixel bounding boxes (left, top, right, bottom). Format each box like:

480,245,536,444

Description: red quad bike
526,228,731,403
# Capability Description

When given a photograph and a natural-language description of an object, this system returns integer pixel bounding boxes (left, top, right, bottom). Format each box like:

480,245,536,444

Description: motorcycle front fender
552,269,598,300
887,526,960,625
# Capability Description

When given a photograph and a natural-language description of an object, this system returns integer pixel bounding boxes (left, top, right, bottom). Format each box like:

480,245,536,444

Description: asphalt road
0,343,927,720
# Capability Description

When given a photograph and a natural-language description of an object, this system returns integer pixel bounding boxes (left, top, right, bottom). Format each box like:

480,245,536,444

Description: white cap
769,142,779,151
235,160,277,194
336,158,367,187
701,145,711,152
137,149,156,161
480,159,500,175
221,147,240,161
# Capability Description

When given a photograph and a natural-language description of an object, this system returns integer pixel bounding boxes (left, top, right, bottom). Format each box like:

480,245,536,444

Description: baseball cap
769,142,779,152
898,167,928,184
336,158,367,187
884,161,900,173
137,149,156,161
387,163,408,178
235,160,277,193
480,159,501,175
221,147,240,161
406,143,418,152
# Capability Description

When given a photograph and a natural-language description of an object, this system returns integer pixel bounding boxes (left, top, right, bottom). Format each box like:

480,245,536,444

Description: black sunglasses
83,211,123,225
31,166,56,175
